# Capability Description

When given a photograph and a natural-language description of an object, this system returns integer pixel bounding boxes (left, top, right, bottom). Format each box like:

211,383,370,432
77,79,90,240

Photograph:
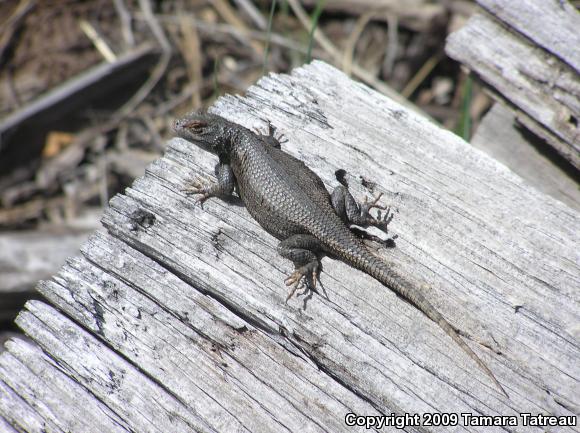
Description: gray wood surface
477,0,580,73
0,210,101,294
1,61,579,432
0,210,101,323
472,102,580,212
446,2,580,169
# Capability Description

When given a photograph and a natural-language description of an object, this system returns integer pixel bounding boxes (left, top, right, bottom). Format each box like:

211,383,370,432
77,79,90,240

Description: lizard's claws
363,192,388,211
275,131,288,144
182,176,212,208
361,193,393,230
284,262,318,302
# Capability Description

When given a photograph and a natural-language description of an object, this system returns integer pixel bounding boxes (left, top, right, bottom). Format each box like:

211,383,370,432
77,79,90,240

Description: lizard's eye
183,119,208,131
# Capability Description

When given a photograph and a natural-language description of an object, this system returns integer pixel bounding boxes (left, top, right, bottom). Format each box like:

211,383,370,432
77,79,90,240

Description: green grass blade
455,74,473,141
306,0,325,63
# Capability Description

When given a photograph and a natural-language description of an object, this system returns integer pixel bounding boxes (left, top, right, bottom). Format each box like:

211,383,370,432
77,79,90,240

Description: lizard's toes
284,270,302,287
284,262,319,302
182,176,213,208
182,177,208,194
361,193,394,231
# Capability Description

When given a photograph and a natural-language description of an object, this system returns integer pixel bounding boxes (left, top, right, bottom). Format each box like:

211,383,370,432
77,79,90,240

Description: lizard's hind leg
277,235,321,301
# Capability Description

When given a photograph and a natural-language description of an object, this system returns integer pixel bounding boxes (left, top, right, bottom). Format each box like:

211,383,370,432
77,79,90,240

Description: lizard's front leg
184,162,235,206
277,235,321,301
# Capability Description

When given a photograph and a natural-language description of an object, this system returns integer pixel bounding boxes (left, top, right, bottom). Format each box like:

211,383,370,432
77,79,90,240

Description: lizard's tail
357,253,509,398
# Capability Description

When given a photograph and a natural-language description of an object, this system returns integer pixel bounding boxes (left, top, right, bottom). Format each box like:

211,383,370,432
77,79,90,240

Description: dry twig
178,13,203,108
115,0,171,119
286,0,409,108
112,0,135,48
79,19,117,62
233,0,267,30
343,10,398,77
0,0,36,64
212,0,264,55
401,52,442,98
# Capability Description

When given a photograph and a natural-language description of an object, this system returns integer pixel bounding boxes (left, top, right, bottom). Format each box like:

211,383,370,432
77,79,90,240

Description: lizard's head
173,112,232,154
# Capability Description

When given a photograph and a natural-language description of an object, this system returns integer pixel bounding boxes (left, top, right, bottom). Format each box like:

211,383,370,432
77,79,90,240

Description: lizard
173,111,508,398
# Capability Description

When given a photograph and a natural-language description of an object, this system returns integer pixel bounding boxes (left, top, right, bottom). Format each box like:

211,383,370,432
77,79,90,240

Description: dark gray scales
173,112,508,398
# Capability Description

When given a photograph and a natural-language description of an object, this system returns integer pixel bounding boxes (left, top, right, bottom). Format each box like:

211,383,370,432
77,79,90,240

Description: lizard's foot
360,193,393,231
182,176,213,207
284,261,319,302
277,234,322,302
331,175,395,234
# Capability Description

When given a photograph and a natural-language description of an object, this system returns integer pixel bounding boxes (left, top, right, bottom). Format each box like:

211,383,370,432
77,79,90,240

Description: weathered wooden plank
0,45,156,132
11,301,220,433
1,61,579,432
34,231,389,433
477,0,580,73
104,62,578,420
446,12,580,169
0,214,100,294
472,102,580,212
0,339,130,433
0,211,101,323
0,414,19,433
0,379,48,433
0,44,158,176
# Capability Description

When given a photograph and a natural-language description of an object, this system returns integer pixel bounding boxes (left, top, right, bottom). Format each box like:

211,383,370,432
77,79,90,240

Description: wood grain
446,5,580,169
472,102,580,212
478,0,580,73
